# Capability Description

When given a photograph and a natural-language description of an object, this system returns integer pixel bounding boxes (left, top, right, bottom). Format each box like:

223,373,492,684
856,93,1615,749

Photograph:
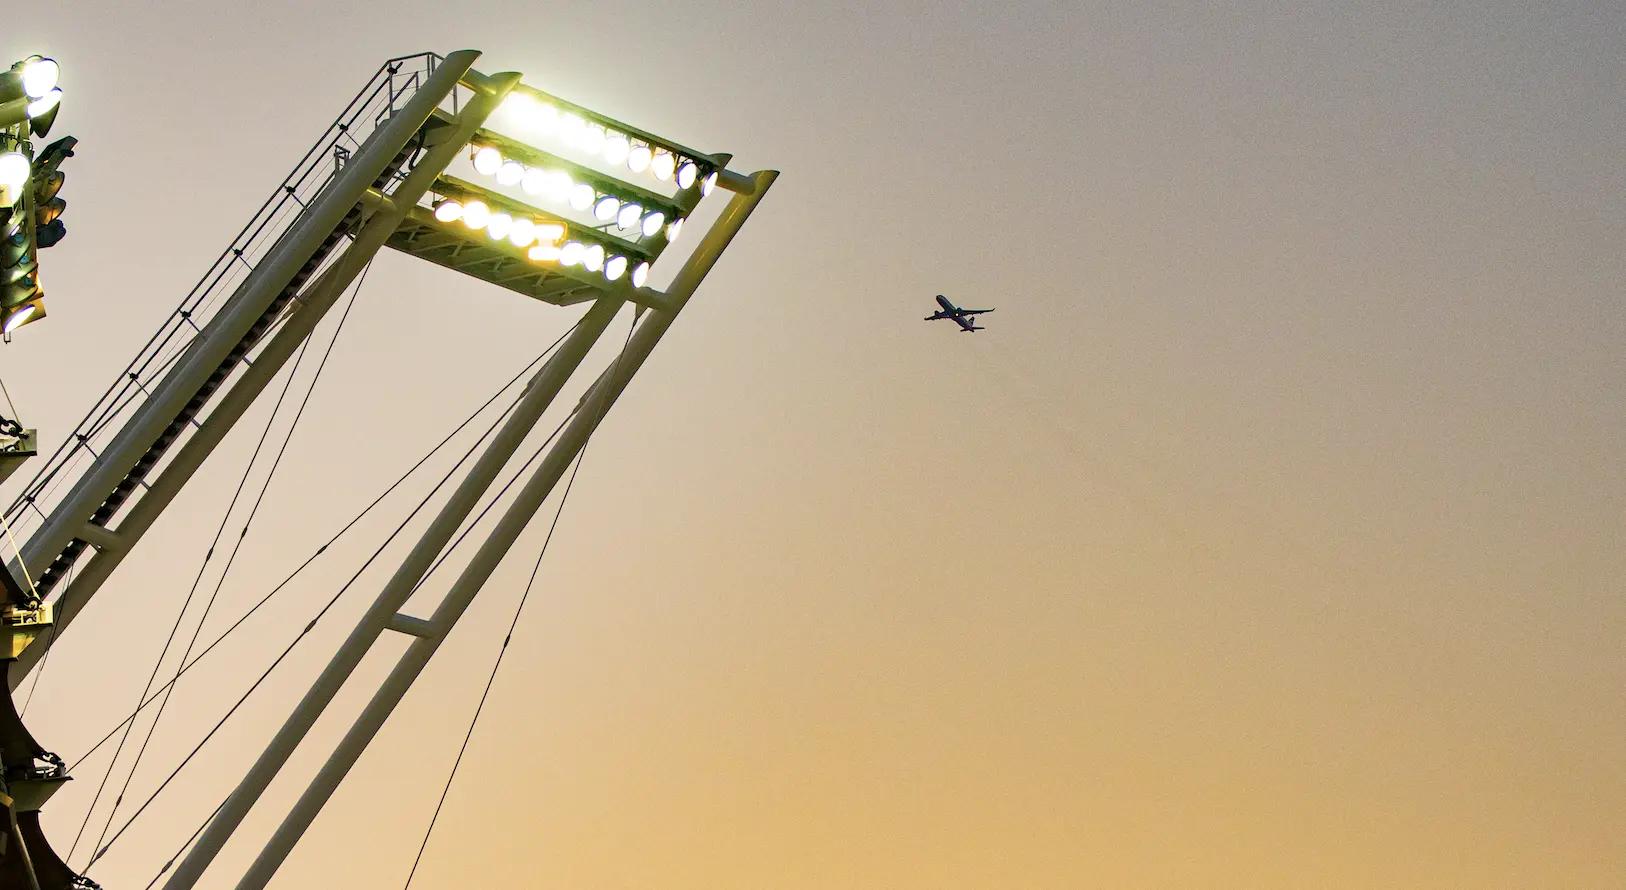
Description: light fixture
702,171,718,196
578,124,605,155
433,199,463,223
527,102,559,133
533,222,566,243
499,92,535,116
473,146,502,176
616,203,641,230
666,217,683,242
581,244,605,273
528,243,562,262
558,112,587,147
569,183,595,212
676,161,699,190
627,144,652,174
461,199,491,229
0,152,29,207
508,218,536,248
543,170,573,203
496,160,525,186
559,241,585,266
2,303,38,334
593,196,619,222
485,213,514,241
19,57,59,99
603,134,630,166
631,262,651,288
640,211,665,239
603,255,628,281
25,90,60,119
651,151,676,181
521,167,546,195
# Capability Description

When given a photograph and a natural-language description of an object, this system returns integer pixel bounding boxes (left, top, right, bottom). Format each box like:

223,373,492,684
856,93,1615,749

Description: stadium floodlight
472,146,502,176
0,136,73,336
485,212,513,241
640,210,665,238
627,144,652,173
0,152,28,208
0,55,63,132
461,199,491,229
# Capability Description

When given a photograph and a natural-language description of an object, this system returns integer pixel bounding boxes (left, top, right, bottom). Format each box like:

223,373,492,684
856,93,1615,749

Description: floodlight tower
0,49,772,889
160,57,774,890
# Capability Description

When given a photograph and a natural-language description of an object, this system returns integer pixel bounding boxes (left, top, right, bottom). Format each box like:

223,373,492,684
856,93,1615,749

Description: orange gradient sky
1,1,1622,887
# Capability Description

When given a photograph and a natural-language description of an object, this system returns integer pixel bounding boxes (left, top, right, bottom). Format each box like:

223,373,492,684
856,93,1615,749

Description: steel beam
7,259,354,689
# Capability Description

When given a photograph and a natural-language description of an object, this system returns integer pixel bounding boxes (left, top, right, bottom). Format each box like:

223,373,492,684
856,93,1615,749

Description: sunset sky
2,1,1623,887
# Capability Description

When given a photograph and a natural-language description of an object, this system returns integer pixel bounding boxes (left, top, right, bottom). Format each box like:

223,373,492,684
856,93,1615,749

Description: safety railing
2,53,446,546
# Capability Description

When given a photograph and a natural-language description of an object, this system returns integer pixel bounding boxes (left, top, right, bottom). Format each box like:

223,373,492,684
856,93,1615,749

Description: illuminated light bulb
2,304,37,334
497,160,525,186
593,196,620,223
25,90,60,119
616,203,641,230
650,151,676,181
640,210,665,239
529,102,560,133
665,217,684,242
432,199,464,223
676,161,699,190
558,112,587,147
560,241,585,267
533,222,566,243
461,200,491,229
627,144,652,173
603,134,630,166
20,58,59,99
569,183,595,212
472,146,502,176
702,171,718,196
485,213,513,241
578,124,605,155
543,170,573,203
499,92,536,120
520,167,546,195
581,244,605,273
509,218,537,248
0,152,30,198
528,243,562,263
603,255,628,281
631,261,651,288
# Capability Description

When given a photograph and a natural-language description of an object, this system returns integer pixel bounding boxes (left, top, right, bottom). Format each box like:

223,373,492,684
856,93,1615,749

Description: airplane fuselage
925,295,993,332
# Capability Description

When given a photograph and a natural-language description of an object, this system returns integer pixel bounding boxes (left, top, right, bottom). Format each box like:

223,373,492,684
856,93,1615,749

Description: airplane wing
960,308,994,315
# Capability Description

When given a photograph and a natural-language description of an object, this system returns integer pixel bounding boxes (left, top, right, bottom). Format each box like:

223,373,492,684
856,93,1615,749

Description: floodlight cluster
468,144,686,245
498,93,717,197
432,197,650,287
17,56,60,118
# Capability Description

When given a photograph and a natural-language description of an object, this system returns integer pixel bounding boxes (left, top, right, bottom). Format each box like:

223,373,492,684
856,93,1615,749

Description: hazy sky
2,1,1623,887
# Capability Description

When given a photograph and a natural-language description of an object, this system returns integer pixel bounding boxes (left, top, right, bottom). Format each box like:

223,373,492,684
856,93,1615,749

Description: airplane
924,294,994,332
